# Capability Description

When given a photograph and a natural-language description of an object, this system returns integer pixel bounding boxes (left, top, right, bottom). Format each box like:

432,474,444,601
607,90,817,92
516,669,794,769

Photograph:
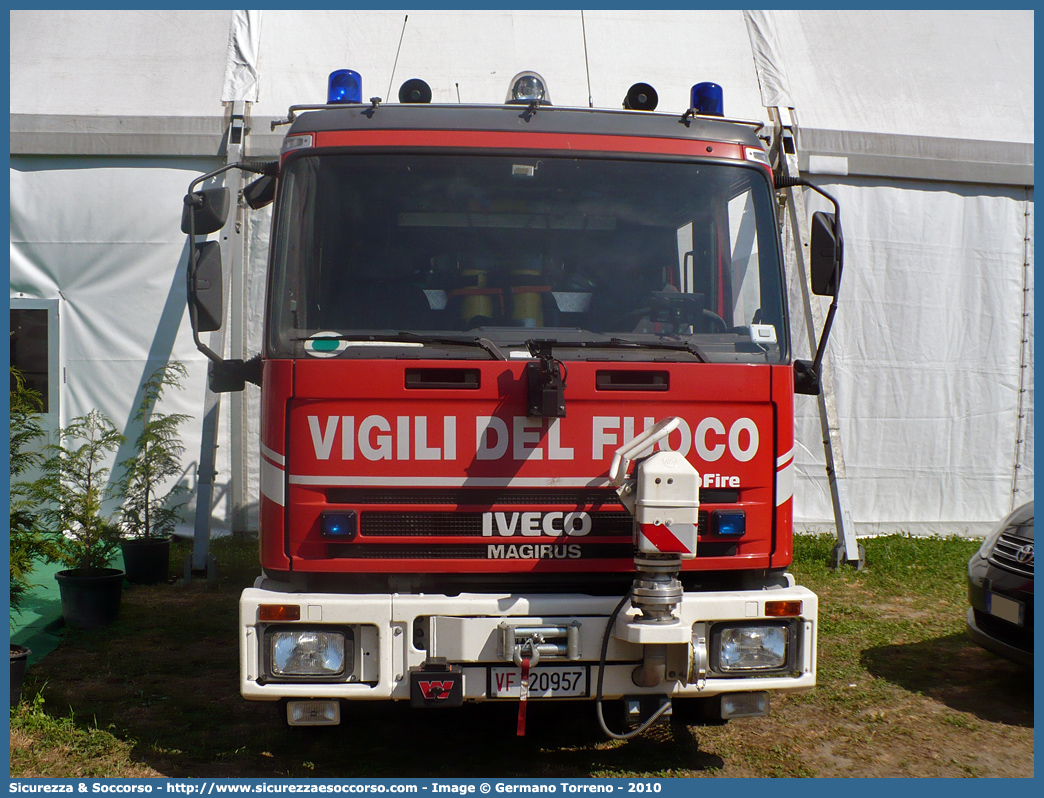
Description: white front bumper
240,578,817,702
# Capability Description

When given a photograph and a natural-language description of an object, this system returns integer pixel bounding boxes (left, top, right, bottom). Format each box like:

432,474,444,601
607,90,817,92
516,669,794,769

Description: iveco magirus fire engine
182,68,843,736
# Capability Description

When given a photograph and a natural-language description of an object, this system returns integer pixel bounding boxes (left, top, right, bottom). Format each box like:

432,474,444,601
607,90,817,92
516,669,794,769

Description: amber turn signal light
764,600,802,617
259,604,301,621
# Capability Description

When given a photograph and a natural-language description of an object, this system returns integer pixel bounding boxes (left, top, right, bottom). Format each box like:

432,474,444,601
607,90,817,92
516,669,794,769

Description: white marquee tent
9,10,1033,539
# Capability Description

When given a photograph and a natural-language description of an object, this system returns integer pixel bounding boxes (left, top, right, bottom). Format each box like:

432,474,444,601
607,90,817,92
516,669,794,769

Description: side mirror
189,241,224,332
809,211,840,297
208,355,262,394
793,359,821,395
181,187,230,236
243,174,277,210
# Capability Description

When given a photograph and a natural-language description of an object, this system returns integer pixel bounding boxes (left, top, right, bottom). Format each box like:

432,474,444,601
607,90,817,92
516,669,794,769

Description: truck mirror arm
186,160,279,202
775,176,844,398
184,161,278,389
794,281,842,396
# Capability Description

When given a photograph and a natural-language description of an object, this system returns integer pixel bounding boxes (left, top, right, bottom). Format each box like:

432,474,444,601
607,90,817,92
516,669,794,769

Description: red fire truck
182,69,842,736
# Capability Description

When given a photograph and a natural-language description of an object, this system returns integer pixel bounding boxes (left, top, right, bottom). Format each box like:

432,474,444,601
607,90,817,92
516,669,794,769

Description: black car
966,501,1033,667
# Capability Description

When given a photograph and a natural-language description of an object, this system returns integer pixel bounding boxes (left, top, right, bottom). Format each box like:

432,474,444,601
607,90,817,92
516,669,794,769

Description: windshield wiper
607,336,707,362
397,332,507,360
530,335,706,362
293,331,507,360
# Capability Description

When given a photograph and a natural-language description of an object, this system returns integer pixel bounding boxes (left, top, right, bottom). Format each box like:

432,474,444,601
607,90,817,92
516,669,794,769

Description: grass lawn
10,533,1033,778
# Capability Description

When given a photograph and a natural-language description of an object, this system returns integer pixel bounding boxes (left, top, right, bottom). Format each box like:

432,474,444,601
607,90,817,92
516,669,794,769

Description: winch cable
595,593,673,740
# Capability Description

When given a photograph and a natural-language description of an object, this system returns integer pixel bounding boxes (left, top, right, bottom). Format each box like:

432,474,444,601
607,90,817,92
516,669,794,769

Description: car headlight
268,630,349,677
977,520,1007,559
717,624,789,672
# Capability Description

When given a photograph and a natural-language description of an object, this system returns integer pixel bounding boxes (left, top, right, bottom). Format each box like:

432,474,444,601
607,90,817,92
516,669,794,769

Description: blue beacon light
712,509,746,537
690,82,724,117
321,511,357,539
328,69,363,104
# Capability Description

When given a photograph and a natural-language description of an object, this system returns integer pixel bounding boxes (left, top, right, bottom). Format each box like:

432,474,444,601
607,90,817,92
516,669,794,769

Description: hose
594,593,673,740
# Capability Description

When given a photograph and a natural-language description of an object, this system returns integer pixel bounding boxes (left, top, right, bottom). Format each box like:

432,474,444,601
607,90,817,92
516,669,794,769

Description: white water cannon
609,417,700,627
610,417,700,561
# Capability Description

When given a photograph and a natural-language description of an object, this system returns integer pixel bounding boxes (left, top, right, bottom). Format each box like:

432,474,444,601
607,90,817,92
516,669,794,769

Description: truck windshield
268,152,787,363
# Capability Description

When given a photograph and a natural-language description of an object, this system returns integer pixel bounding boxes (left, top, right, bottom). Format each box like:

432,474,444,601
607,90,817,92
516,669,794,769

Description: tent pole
190,102,247,575
772,107,863,569
227,102,251,535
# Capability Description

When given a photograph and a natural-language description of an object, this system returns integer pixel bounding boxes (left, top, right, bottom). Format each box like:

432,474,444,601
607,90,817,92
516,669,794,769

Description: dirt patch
693,678,1033,778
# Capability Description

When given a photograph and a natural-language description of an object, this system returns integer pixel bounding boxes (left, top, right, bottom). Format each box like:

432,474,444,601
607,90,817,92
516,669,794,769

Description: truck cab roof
286,103,766,151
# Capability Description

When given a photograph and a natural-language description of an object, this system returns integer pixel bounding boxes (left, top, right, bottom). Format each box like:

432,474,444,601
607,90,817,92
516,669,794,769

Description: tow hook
513,640,540,668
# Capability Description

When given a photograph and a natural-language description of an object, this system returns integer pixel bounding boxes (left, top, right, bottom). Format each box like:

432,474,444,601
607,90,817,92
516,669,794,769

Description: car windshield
268,152,787,362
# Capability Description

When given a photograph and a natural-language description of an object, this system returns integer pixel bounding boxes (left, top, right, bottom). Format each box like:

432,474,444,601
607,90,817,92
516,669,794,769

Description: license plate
986,592,1024,626
489,666,588,699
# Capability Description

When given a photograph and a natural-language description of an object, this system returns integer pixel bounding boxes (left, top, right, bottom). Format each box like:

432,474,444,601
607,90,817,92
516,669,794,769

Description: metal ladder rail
772,106,863,569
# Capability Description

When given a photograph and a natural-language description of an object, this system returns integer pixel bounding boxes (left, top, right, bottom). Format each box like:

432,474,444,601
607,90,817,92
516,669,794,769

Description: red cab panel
267,359,786,576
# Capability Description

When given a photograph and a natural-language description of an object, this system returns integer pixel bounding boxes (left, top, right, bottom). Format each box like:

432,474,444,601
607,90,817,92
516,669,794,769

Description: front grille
327,540,739,560
361,511,637,537
328,542,635,559
322,488,741,561
989,532,1034,578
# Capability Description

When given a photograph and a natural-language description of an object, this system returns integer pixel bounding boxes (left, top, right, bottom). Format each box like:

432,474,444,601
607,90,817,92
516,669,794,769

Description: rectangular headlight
269,630,349,677
721,691,770,719
718,624,789,672
287,700,341,726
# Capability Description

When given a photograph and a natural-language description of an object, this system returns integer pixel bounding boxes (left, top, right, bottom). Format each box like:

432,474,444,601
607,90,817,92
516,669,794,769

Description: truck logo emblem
481,511,591,537
417,680,454,700
487,543,583,560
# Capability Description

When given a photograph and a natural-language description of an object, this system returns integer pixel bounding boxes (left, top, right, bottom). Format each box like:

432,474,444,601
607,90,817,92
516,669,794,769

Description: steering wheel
617,306,729,334
702,309,728,333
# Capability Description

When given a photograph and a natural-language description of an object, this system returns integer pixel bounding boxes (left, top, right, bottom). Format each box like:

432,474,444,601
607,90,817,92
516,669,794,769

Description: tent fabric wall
791,180,1034,535
9,9,1034,537
223,10,263,104
10,11,231,118
9,157,235,526
243,10,767,119
771,10,1033,147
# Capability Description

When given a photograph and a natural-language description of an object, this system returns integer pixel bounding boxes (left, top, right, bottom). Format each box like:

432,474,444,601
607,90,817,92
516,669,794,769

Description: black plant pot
10,645,31,707
121,537,172,584
55,567,125,629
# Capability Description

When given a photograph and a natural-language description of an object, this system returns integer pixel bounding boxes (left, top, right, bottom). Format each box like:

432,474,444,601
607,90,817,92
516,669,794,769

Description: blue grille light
328,70,363,104
321,511,357,539
690,82,724,117
712,509,746,537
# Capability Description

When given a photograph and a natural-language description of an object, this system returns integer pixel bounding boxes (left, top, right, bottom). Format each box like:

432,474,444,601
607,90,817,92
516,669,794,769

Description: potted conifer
9,369,54,704
28,409,126,629
115,362,191,584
